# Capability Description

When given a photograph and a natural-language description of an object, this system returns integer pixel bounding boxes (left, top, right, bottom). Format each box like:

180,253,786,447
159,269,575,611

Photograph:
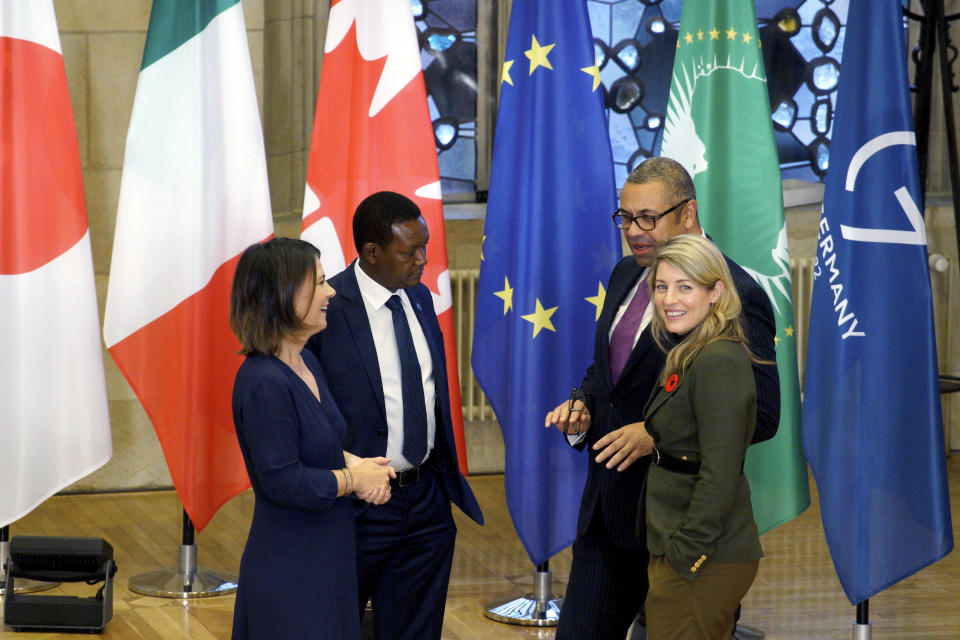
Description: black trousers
355,470,457,640
556,510,649,640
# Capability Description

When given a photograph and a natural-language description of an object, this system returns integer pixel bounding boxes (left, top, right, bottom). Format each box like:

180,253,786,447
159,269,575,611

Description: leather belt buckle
391,456,432,488
394,466,420,488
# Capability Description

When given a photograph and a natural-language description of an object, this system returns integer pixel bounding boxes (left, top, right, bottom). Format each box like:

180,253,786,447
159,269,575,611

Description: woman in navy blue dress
229,238,395,640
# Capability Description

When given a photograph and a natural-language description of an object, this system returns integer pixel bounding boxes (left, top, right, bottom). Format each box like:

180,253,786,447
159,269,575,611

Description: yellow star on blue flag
471,0,621,565
521,299,558,337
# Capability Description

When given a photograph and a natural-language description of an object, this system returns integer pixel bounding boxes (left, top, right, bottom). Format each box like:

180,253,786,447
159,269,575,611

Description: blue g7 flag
471,0,621,565
801,0,953,605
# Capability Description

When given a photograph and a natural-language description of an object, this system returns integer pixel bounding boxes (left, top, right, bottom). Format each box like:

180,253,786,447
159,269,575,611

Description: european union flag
801,0,953,605
471,0,621,565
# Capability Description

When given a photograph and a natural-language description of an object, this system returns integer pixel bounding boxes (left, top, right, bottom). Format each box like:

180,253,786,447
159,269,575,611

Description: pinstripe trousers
556,510,649,640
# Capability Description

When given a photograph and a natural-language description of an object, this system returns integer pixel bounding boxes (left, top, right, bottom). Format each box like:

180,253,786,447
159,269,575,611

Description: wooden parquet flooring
2,457,959,639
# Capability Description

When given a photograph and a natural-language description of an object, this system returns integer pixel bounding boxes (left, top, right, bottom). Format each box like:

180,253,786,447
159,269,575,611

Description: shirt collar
354,261,400,311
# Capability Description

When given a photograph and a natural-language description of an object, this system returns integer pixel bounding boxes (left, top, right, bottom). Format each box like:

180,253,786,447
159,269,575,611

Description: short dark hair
626,156,696,204
230,237,321,355
352,191,422,254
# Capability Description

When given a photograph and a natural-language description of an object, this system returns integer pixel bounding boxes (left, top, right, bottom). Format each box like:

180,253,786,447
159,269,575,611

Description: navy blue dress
231,351,360,640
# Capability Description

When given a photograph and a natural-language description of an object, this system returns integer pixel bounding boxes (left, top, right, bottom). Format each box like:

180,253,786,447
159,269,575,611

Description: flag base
127,544,237,599
734,624,765,639
483,563,561,627
0,577,58,597
852,599,871,639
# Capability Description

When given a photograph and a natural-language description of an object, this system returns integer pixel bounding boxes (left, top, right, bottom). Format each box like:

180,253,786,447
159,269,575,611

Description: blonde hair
648,235,758,384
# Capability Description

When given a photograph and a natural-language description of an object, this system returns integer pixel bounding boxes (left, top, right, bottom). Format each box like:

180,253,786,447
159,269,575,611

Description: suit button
376,429,387,437
609,402,616,409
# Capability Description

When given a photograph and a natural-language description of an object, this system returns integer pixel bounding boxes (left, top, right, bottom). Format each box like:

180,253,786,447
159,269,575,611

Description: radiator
452,256,952,418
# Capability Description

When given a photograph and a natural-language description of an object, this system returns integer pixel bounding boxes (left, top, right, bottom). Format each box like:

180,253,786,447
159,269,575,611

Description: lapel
406,285,457,456
644,370,688,420
616,328,657,388
334,263,387,421
407,287,441,371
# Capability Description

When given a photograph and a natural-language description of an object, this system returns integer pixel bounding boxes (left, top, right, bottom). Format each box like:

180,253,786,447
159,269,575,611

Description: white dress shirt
354,262,436,470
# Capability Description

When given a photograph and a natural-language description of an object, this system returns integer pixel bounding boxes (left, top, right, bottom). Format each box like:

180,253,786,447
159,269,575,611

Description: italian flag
103,0,273,531
661,0,810,533
302,0,469,473
0,0,112,527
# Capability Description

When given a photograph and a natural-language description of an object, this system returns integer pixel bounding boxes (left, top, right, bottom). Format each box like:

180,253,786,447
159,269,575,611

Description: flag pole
0,525,58,596
483,561,561,627
126,508,237,598
853,600,871,639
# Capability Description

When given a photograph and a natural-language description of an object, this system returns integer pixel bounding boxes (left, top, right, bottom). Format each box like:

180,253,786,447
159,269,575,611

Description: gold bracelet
343,467,353,495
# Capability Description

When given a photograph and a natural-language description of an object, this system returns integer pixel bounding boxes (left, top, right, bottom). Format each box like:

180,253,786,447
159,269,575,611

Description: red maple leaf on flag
302,0,468,474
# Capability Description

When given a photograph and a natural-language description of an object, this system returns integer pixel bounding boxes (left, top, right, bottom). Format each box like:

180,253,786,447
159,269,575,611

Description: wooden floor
2,458,959,639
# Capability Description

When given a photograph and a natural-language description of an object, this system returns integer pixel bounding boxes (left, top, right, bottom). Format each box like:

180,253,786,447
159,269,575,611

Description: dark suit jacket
643,340,763,581
573,254,778,550
305,262,483,525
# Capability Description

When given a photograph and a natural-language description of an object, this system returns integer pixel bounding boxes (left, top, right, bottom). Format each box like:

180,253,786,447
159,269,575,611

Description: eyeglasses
611,198,691,230
563,387,586,438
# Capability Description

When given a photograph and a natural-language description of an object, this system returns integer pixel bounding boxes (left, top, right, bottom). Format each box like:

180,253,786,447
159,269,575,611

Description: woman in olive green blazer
641,235,764,640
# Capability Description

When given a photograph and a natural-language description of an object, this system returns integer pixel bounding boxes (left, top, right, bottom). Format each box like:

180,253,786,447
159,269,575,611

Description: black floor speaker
3,536,117,633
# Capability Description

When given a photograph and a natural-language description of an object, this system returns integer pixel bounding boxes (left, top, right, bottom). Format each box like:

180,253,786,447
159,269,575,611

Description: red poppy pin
665,373,679,392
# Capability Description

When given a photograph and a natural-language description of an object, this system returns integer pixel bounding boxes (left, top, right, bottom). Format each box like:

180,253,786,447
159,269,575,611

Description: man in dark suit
545,157,779,640
306,191,483,640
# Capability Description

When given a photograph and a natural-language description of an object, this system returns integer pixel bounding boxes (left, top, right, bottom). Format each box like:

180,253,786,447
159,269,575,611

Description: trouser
355,471,457,640
645,555,759,640
556,510,649,640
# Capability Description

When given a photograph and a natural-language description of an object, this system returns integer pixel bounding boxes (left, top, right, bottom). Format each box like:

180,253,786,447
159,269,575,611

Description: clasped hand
345,453,395,504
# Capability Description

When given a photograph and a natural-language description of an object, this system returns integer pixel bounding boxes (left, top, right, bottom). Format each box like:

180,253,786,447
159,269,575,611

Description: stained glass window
414,0,478,196
587,0,848,185
416,0,851,197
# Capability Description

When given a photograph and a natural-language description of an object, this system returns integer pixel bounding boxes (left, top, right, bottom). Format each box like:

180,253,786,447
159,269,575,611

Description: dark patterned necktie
385,296,428,466
609,279,649,384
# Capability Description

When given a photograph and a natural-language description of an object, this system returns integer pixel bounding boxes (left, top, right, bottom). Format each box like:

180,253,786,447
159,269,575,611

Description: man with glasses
544,157,779,639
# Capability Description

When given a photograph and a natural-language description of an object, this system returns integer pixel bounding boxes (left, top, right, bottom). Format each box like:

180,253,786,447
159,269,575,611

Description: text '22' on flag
801,0,952,605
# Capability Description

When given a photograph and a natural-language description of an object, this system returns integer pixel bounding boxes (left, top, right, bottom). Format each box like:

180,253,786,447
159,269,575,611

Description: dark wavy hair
230,238,321,355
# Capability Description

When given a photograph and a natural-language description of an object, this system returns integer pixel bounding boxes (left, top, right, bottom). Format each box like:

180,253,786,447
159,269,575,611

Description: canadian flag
0,0,112,527
302,0,468,472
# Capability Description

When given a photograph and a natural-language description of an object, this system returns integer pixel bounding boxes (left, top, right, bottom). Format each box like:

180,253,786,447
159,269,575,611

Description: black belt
652,447,700,475
391,455,436,488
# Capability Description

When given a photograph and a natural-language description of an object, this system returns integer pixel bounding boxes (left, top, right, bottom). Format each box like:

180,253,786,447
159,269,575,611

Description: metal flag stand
853,600,870,639
483,561,562,627
127,509,237,599
0,526,58,596
734,624,765,639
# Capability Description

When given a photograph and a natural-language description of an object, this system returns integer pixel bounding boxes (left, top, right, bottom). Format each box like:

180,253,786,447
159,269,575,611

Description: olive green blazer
642,339,763,582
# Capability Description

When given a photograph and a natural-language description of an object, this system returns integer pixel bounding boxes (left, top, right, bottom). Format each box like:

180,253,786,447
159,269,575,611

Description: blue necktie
385,296,428,466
